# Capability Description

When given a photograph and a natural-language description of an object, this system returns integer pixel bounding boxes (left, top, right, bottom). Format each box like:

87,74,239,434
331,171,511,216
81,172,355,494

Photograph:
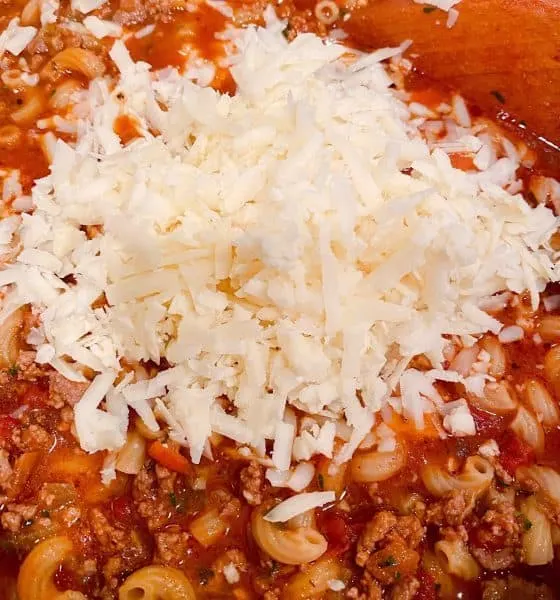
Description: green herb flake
423,5,437,13
394,571,402,581
317,473,325,490
523,517,533,531
7,365,18,377
378,555,397,568
198,567,214,585
168,492,184,512
491,90,506,104
50,89,56,97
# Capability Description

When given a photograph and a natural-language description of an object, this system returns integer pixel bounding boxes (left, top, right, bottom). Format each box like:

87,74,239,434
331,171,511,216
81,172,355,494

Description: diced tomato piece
22,383,48,407
111,495,134,526
415,570,437,600
499,431,534,476
148,441,191,475
317,510,353,555
470,405,507,438
0,415,18,439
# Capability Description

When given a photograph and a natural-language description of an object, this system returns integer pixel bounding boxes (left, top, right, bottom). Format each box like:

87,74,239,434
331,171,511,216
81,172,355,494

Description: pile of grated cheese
1,13,558,477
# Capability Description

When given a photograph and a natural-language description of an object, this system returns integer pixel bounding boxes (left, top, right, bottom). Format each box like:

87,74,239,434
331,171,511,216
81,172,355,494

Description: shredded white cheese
71,0,107,14
40,0,60,26
498,325,524,344
1,16,558,470
84,16,123,39
0,19,37,57
264,491,336,522
223,563,240,584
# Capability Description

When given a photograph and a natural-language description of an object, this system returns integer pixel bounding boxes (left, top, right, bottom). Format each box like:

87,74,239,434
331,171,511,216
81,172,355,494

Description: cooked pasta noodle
520,495,554,565
421,551,455,599
11,91,45,125
49,48,107,79
0,308,24,369
479,335,506,378
284,557,343,598
119,566,196,600
314,0,340,25
510,405,544,453
544,345,560,392
538,315,560,343
1,70,24,90
523,379,560,426
350,440,407,483
470,381,518,414
20,0,40,26
16,536,78,600
435,538,480,580
516,465,560,504
48,79,84,111
421,456,494,497
251,504,328,565
115,429,146,474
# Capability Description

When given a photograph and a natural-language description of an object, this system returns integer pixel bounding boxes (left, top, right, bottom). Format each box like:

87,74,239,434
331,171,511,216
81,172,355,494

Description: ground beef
356,511,397,567
471,546,516,571
390,576,420,600
0,503,37,532
132,464,175,531
356,510,424,590
90,507,151,589
240,460,264,506
15,351,46,381
482,575,555,600
0,449,12,489
352,573,383,600
426,490,475,527
154,526,190,566
48,372,88,408
90,508,128,554
470,485,521,570
13,423,52,451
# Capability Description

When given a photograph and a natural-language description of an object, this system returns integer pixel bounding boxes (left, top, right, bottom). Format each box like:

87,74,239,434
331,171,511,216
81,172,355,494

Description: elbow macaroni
435,538,479,581
284,557,343,599
516,465,560,505
17,536,83,600
350,440,407,483
471,381,518,414
115,429,146,475
49,48,107,79
0,308,23,369
252,505,328,565
421,456,494,498
523,379,560,426
520,495,554,566
119,566,196,600
510,405,544,454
